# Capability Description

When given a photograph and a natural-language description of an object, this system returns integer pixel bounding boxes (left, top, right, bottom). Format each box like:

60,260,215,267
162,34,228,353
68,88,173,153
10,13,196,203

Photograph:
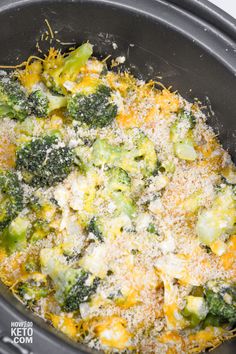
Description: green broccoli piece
202,314,222,328
196,186,236,246
170,109,197,161
28,89,67,117
131,132,158,176
88,217,104,242
0,74,30,121
182,295,208,328
1,216,30,254
78,148,138,234
62,269,99,312
92,139,122,166
16,135,74,187
103,167,136,218
42,43,93,94
28,90,48,117
0,170,24,231
106,167,131,193
88,214,132,241
24,254,39,273
40,247,100,312
147,223,159,235
92,132,158,177
178,109,196,129
16,276,48,306
67,85,117,128
30,220,50,244
111,192,136,218
204,280,236,323
171,110,196,142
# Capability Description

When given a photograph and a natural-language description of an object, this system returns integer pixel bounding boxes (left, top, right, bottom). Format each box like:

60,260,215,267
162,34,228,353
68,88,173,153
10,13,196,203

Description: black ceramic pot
0,1,235,353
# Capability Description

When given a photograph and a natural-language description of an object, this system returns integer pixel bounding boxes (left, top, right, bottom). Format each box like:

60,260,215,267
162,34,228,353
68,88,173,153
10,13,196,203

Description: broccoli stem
63,43,93,77
1,216,30,253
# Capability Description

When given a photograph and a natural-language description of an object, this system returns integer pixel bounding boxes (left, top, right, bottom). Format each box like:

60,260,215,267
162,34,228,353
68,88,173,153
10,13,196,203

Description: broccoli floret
0,74,30,121
0,170,24,231
106,167,131,193
111,192,136,218
103,167,135,218
131,132,158,176
147,223,159,235
92,139,122,166
202,314,222,328
87,185,136,241
182,296,208,328
16,275,48,306
67,85,117,128
24,254,39,273
27,193,58,222
178,109,196,129
28,90,48,117
88,217,104,242
28,89,67,117
92,131,158,177
170,109,197,161
40,247,100,312
63,270,100,312
16,135,74,187
30,220,50,244
204,280,236,323
88,215,132,241
42,43,93,94
171,110,196,142
196,186,236,246
1,216,30,254
17,282,48,303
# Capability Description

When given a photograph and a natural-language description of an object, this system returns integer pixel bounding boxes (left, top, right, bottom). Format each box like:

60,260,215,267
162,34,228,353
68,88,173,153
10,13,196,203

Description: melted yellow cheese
94,316,131,350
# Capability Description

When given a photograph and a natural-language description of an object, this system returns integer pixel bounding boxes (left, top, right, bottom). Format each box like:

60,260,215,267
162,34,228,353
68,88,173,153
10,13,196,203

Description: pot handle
0,335,33,354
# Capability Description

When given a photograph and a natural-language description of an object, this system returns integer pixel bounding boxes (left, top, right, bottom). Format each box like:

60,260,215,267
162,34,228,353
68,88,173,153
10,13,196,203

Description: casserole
0,0,235,353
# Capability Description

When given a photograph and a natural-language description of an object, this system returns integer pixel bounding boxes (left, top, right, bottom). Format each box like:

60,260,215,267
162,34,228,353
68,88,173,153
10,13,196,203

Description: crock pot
0,0,235,353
